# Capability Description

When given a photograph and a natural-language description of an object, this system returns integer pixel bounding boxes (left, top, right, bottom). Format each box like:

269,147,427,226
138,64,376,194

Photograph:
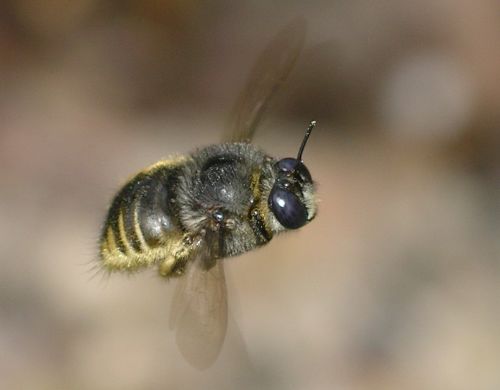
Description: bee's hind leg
158,254,179,277
158,234,199,278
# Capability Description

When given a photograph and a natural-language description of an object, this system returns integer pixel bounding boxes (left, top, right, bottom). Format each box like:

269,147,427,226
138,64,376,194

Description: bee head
268,121,317,229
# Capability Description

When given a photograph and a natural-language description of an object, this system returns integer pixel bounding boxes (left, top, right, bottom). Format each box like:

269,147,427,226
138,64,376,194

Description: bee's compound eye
277,158,298,172
276,158,312,183
269,187,308,229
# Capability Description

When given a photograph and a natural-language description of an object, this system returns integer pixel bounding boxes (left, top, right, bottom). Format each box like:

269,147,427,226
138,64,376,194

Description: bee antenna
297,120,316,161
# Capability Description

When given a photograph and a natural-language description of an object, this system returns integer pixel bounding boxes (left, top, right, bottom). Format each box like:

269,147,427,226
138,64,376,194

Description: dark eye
276,158,312,183
277,158,298,172
269,186,308,229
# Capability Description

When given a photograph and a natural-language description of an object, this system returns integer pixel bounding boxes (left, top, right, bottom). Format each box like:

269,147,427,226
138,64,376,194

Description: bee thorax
175,143,275,257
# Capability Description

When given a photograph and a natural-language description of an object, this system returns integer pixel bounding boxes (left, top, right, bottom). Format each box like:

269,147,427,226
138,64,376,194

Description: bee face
268,120,317,230
269,157,316,229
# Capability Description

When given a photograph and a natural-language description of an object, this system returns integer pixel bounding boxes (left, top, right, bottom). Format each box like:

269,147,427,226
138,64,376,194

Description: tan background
0,1,499,389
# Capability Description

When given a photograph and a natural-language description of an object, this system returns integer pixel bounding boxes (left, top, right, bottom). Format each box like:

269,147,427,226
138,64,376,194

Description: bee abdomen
100,163,183,272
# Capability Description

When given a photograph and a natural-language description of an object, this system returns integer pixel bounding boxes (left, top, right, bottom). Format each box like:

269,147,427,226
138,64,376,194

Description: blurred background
0,1,499,389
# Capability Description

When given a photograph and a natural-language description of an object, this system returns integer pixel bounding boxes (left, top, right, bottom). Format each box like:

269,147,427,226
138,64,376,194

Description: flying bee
99,18,317,369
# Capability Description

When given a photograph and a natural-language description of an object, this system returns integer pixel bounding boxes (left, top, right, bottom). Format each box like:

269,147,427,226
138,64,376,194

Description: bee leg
158,255,178,277
158,234,199,278
159,249,190,278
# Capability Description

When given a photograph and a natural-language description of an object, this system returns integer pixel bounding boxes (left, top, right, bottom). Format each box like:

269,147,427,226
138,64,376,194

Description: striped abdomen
99,160,184,272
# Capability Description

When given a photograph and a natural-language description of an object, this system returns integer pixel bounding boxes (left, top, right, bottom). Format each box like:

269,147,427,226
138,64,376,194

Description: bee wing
169,253,228,369
223,18,306,143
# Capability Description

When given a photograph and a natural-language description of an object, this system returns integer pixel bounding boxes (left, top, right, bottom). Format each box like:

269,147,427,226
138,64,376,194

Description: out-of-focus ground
0,1,499,389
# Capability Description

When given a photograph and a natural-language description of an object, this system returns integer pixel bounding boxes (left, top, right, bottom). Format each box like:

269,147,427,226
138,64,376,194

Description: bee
99,18,317,369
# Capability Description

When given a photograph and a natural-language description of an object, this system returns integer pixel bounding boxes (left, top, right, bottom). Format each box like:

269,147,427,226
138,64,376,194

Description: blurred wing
223,18,306,143
169,253,228,369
